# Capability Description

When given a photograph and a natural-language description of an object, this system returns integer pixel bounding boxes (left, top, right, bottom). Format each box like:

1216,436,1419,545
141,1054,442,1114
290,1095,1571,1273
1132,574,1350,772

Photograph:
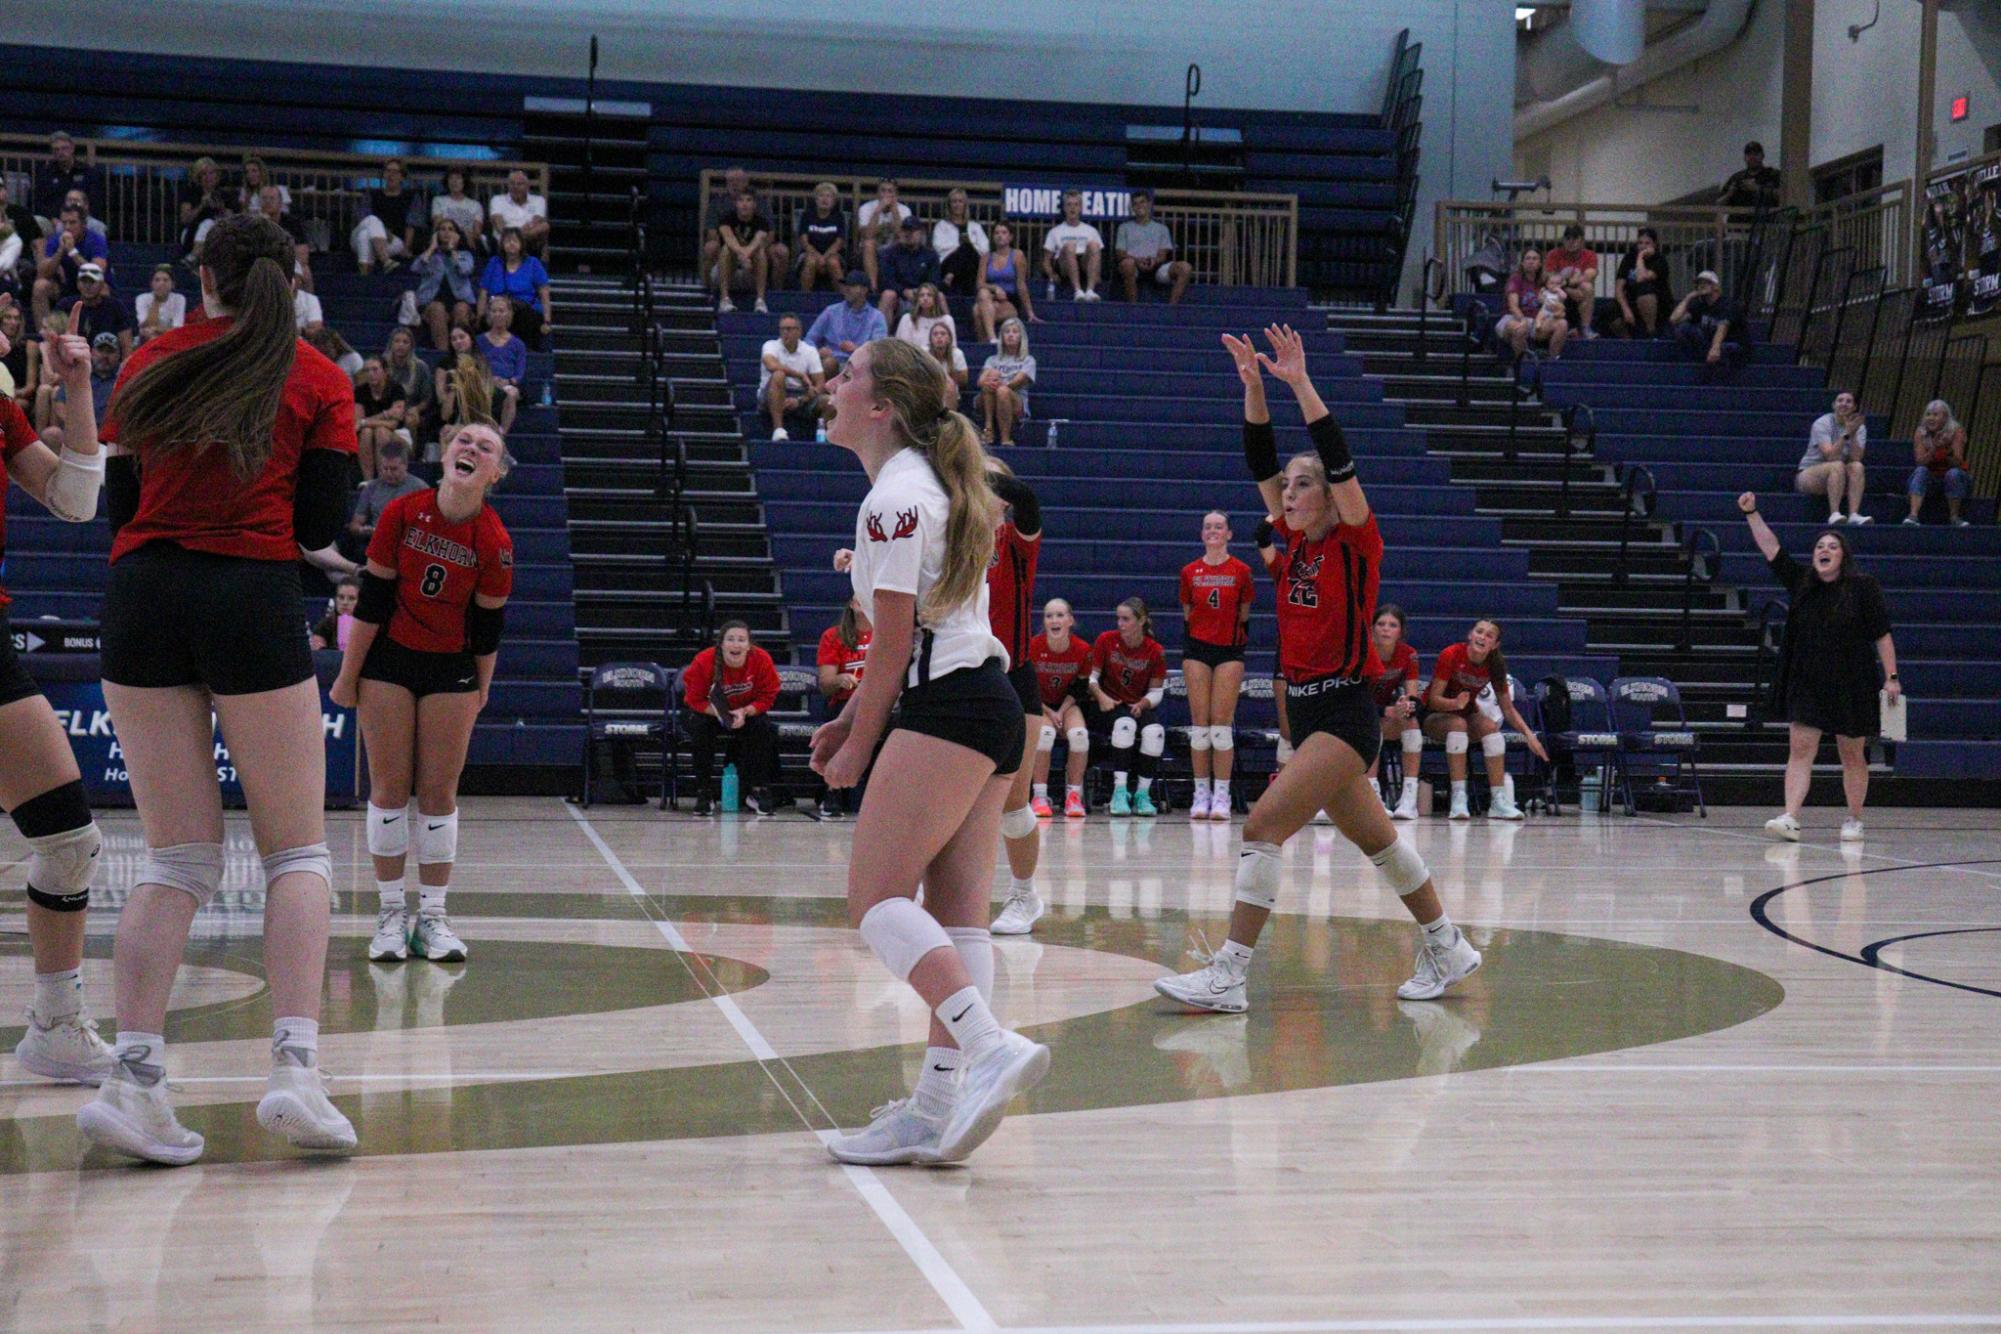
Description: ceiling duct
1516,0,1757,141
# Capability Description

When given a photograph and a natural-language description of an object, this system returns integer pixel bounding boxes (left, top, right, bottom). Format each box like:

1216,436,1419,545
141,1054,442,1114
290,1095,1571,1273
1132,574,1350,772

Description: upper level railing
0,133,549,251
701,171,1298,290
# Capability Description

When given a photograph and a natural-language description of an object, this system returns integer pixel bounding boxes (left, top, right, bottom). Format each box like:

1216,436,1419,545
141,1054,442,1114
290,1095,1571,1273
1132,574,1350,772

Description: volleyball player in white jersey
814,336,1051,1166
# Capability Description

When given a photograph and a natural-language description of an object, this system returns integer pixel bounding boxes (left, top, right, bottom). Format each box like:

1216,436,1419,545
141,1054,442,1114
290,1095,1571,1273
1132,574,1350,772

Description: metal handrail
1614,464,1657,587
1678,525,1721,652
1747,598,1789,731
1557,402,1595,520
1506,349,1542,463
1414,252,1445,362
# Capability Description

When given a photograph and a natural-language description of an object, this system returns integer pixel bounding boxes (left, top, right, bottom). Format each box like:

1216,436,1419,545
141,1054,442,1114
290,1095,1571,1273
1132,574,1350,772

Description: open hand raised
1255,324,1310,386
1219,333,1261,388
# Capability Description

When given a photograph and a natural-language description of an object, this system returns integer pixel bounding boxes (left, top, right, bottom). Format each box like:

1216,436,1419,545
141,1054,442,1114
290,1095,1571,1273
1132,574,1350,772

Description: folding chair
581,661,674,809
1535,676,1625,815
1495,675,1554,813
1610,676,1707,818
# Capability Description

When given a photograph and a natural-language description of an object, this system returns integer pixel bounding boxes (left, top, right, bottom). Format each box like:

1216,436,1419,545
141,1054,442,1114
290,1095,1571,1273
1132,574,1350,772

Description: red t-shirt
0,398,40,609
986,521,1040,666
1092,630,1166,705
681,645,782,715
1429,642,1507,718
816,624,871,706
101,318,357,564
1368,639,1420,709
366,489,514,654
1028,632,1093,709
1179,555,1255,649
1261,514,1384,684
1544,245,1598,279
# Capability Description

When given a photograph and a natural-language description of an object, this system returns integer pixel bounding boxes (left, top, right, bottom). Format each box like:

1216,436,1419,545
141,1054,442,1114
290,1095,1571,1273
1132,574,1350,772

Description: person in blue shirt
876,217,940,328
478,227,553,351
32,205,110,327
477,301,528,435
807,271,889,379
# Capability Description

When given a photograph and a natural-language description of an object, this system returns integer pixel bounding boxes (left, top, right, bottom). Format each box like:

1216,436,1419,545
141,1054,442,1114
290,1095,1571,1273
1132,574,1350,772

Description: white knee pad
1275,738,1294,765
1445,731,1470,755
1233,840,1282,911
25,822,102,910
1482,731,1508,758
1208,725,1234,752
1187,726,1212,752
140,842,226,907
263,842,333,889
859,896,953,980
1140,723,1166,758
944,925,994,1002
366,802,410,858
1400,727,1423,754
413,810,459,866
1001,803,1039,840
1066,727,1090,756
1037,724,1056,753
1369,836,1431,897
1111,716,1138,749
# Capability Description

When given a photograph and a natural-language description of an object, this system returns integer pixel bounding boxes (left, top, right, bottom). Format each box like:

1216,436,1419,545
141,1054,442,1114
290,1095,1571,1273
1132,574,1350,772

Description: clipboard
1880,690,1908,741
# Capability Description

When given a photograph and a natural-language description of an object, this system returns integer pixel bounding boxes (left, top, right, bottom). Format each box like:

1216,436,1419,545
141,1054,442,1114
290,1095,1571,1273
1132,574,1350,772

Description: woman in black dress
1738,493,1900,842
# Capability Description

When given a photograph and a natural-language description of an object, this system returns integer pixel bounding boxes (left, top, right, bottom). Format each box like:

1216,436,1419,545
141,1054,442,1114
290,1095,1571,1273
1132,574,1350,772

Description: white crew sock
1193,777,1211,803
1009,875,1036,900
273,1016,320,1069
1450,779,1468,802
1421,914,1459,947
1113,769,1129,791
1401,776,1419,802
1217,938,1255,976
377,877,405,913
34,967,83,1021
912,1045,960,1119
1066,784,1084,801
1136,776,1154,796
936,985,1003,1061
1032,782,1048,801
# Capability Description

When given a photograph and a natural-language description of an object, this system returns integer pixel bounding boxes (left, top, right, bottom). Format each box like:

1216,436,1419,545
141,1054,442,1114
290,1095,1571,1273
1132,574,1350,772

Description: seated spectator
1610,227,1673,338
413,218,478,351
239,155,292,217
978,317,1035,446
255,184,314,290
1494,248,1565,358
32,204,110,326
893,282,955,348
58,263,133,359
1797,390,1870,526
1115,191,1192,304
28,312,66,432
488,169,550,256
354,355,411,478
0,182,38,302
41,331,120,451
876,217,939,326
700,167,786,297
306,324,364,380
794,181,848,293
352,158,421,274
680,620,784,816
64,191,108,241
1542,223,1598,333
1042,189,1104,301
933,188,989,298
436,325,493,452
925,321,968,392
478,226,553,350
134,264,187,344
177,155,233,257
759,313,825,441
814,597,872,817
33,132,100,223
0,217,20,308
382,324,439,441
1534,271,1570,358
310,577,363,651
346,440,428,557
805,270,888,378
479,302,527,434
857,178,911,293
1669,269,1747,378
292,273,325,335
972,222,1040,341
1906,399,1973,528
430,167,487,253
0,303,29,405
1719,141,1781,211
714,191,772,315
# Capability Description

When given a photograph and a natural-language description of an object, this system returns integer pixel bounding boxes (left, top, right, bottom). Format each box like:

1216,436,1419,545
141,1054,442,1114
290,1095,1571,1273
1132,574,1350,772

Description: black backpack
1537,675,1573,735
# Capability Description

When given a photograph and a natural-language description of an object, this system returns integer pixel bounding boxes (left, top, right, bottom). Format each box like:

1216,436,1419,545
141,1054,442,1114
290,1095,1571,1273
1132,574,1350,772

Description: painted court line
995,1316,2001,1332
565,804,998,1334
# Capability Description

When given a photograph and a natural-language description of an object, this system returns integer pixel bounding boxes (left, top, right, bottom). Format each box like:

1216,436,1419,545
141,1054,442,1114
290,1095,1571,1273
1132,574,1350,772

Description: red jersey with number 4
816,624,871,706
1368,640,1420,709
1179,555,1255,649
1429,642,1504,717
1028,632,1093,708
366,489,514,654
1092,630,1166,705
1261,513,1383,685
0,398,40,608
987,521,1040,666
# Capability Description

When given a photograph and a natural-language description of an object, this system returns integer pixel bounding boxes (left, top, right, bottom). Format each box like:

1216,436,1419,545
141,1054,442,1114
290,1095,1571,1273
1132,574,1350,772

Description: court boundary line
989,1317,2001,1332
564,804,997,1334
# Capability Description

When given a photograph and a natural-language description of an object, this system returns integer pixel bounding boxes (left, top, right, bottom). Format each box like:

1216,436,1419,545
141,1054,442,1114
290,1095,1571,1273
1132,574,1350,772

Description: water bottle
1045,419,1059,450
815,417,828,443
539,379,553,408
720,762,740,813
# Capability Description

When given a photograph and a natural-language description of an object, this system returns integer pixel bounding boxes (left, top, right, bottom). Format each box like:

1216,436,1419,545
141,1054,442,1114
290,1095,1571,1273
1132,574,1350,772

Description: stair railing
1746,598,1788,731
1506,349,1542,463
1414,253,1444,364
1457,301,1488,408
1557,402,1595,520
1678,525,1721,652
1613,463,1657,587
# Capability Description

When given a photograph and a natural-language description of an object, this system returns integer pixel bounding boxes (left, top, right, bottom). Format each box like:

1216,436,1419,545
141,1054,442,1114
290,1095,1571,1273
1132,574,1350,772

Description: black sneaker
818,795,845,819
692,795,717,817
747,787,781,815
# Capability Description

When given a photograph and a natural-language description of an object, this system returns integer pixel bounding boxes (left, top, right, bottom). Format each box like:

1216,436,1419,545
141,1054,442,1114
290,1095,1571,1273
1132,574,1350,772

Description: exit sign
1951,94,1970,122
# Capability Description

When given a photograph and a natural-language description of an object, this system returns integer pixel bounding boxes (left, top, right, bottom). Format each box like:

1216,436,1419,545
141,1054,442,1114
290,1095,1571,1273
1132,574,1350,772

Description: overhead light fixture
1516,6,1536,19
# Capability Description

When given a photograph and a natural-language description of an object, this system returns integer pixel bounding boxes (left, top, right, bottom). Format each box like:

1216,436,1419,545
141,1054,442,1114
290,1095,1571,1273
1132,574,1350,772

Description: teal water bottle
720,762,740,812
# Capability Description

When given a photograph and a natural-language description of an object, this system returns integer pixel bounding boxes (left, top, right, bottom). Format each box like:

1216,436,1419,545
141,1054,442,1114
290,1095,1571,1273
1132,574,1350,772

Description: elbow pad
44,446,104,522
1243,419,1279,483
105,455,140,535
354,571,397,624
1144,686,1165,708
1306,414,1355,483
292,449,355,552
466,602,504,656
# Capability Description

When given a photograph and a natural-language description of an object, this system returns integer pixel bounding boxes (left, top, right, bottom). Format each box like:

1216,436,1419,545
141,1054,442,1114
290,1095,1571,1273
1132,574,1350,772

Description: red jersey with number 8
367,489,514,654
1261,513,1383,685
1179,555,1255,649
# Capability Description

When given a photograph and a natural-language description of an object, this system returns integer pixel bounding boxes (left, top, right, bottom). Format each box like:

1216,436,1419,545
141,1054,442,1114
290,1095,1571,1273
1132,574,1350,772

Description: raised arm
1222,333,1282,520
1258,323,1368,528
1737,491,1781,562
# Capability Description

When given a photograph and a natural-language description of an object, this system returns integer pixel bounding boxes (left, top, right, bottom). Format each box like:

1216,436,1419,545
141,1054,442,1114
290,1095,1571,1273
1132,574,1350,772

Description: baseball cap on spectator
842,270,869,287
899,217,925,233
92,332,120,350
78,262,105,282
1695,270,1721,287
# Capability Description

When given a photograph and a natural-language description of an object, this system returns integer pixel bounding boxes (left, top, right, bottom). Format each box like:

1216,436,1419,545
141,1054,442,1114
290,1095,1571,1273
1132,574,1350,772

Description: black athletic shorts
0,610,44,708
1005,660,1041,714
102,544,314,695
1285,676,1381,768
1182,637,1246,669
890,658,1025,773
359,634,478,699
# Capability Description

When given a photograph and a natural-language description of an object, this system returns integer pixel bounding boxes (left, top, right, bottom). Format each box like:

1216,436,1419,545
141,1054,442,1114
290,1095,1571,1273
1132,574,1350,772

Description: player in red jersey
814,598,872,817
80,215,359,1164
1026,597,1093,819
1364,605,1426,821
332,424,514,964
1089,598,1168,816
1157,325,1483,1015
1424,618,1547,820
1178,512,1255,821
681,621,784,816
0,328,115,1087
985,463,1048,934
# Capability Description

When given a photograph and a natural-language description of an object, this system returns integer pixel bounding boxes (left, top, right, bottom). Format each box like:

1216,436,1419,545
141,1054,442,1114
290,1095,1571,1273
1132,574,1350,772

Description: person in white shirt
857,178,912,294
893,283,956,349
134,264,187,344
759,314,825,440
488,170,550,255
292,277,324,335
815,336,1051,1167
932,187,990,297
1041,189,1104,301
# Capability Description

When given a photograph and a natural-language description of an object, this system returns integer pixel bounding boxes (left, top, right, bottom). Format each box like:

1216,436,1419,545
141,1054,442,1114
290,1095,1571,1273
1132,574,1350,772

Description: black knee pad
10,779,91,840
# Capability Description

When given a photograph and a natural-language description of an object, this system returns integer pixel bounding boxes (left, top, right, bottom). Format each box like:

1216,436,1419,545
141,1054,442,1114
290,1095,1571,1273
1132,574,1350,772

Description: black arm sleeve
354,571,397,624
1306,413,1355,484
467,602,505,656
293,449,355,552
1243,419,1279,483
105,455,140,536
1253,517,1276,549
988,472,1041,537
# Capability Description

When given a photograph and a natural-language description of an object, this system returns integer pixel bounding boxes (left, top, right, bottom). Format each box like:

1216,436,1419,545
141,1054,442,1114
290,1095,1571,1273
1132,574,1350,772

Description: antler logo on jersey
1289,550,1324,582
867,508,919,542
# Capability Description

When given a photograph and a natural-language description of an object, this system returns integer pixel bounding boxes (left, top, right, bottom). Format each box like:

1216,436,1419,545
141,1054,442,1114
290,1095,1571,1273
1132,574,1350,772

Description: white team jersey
850,447,1008,688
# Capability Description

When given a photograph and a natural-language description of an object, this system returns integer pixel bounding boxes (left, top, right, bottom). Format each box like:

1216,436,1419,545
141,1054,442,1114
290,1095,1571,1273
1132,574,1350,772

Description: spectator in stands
1115,191,1192,304
353,158,420,274
1737,493,1898,843
1042,189,1104,301
306,324,364,380
258,185,313,291
1719,141,1782,211
1669,270,1746,378
354,355,411,479
794,182,848,293
436,324,490,451
893,282,955,348
430,167,487,253
857,178,911,293
1797,390,1870,526
933,188,990,298
347,440,428,556
1534,271,1570,358
1543,223,1597,334
488,169,550,256
681,621,784,817
805,270,887,377
479,302,527,434
176,156,233,258
292,272,325,335
413,216,478,351
972,222,1041,342
32,204,110,326
0,181,39,300
978,317,1035,447
238,155,291,217
382,325,438,441
33,131,99,222
1494,248,1561,358
0,215,23,307
714,191,772,315
41,331,120,451
1611,227,1672,338
478,227,553,350
309,577,362,652
0,303,29,405
57,263,133,359
1906,399,1973,528
64,190,108,241
134,264,186,344
698,167,787,290
925,321,969,392
876,217,939,327
759,313,825,441
28,311,66,431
